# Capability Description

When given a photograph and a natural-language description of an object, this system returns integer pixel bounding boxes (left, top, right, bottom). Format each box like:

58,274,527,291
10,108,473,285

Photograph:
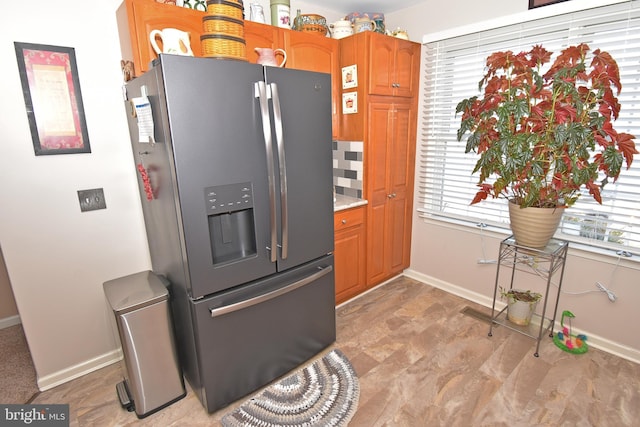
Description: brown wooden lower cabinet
333,205,366,304
337,32,420,290
365,100,416,287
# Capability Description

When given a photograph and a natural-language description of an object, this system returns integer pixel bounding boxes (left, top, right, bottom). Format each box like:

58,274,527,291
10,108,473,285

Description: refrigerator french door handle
255,81,278,263
270,83,288,260
209,265,333,317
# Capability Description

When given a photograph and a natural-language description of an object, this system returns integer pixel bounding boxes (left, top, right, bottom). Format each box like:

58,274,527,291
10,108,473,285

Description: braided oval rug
221,349,359,427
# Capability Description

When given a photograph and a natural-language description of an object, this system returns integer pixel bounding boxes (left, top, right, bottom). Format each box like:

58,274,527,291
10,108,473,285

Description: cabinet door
244,21,279,64
368,35,396,96
334,207,366,304
387,103,415,274
245,23,338,73
365,102,416,285
393,39,421,98
245,26,339,138
283,32,339,139
366,103,392,284
283,31,337,73
367,35,420,98
118,0,204,75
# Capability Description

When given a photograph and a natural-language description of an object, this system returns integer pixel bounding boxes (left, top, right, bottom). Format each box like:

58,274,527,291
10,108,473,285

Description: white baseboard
37,349,123,391
403,269,640,365
0,315,21,329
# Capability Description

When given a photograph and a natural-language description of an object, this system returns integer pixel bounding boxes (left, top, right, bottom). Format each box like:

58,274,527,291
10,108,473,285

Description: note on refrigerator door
132,96,155,143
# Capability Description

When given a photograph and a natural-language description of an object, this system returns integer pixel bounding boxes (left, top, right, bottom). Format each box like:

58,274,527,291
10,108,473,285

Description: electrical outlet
596,281,617,302
78,188,106,212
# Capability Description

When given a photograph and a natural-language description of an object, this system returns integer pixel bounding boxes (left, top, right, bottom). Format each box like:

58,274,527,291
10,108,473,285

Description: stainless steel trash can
103,270,186,418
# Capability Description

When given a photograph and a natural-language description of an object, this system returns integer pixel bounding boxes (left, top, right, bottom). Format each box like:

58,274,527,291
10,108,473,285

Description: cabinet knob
342,219,347,224
387,193,397,198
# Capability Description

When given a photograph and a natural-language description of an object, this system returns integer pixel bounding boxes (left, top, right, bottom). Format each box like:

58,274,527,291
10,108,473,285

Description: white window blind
419,1,640,254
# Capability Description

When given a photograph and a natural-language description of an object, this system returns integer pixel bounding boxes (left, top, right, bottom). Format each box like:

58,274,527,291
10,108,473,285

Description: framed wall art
14,42,91,155
529,0,570,9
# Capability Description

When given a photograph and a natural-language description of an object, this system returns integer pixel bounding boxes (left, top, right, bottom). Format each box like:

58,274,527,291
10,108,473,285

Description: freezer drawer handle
255,81,278,263
209,265,333,318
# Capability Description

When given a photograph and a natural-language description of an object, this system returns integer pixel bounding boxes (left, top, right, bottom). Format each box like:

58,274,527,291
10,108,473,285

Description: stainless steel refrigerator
123,54,336,413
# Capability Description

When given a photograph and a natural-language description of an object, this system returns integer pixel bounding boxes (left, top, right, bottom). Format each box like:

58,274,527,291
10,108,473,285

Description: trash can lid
103,270,169,313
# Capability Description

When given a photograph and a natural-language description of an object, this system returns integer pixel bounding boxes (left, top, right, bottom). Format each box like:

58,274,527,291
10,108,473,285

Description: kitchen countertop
334,194,368,212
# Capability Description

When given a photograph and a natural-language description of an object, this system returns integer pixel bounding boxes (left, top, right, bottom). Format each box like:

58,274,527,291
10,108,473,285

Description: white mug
149,28,193,56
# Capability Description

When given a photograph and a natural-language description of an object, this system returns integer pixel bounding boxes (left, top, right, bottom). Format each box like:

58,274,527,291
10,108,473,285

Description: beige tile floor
32,276,640,426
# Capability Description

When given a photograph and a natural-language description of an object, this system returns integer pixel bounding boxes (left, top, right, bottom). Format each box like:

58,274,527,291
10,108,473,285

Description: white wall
387,0,522,42
399,0,640,362
0,0,151,389
273,0,344,25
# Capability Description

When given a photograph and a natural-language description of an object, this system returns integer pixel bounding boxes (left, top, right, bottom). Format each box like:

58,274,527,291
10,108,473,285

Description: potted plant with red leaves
456,44,637,248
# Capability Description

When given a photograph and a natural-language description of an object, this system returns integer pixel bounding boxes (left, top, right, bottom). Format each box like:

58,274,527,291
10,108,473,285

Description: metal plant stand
488,235,569,357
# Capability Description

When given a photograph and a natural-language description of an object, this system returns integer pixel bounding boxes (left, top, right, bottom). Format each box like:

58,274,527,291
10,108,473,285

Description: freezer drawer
190,255,336,413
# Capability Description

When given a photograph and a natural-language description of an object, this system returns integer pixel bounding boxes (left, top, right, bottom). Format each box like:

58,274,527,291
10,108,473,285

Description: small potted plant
456,43,638,248
500,287,542,326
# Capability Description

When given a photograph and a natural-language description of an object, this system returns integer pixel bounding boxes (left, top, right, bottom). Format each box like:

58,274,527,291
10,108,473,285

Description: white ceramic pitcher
149,28,193,56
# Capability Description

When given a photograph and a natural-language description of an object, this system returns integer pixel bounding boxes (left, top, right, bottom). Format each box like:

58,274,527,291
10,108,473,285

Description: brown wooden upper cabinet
117,0,205,76
244,22,339,137
117,0,338,137
337,31,421,141
244,22,337,74
117,0,339,76
367,33,421,98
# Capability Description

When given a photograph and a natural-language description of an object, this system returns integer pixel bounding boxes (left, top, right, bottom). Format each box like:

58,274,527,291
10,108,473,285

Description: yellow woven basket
206,0,244,20
203,15,244,37
201,33,247,60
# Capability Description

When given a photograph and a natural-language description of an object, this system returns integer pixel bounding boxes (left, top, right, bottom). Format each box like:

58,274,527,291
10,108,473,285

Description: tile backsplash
333,140,363,199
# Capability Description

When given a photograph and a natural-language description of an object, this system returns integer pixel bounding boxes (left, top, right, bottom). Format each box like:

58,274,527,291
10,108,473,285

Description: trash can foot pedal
116,381,135,412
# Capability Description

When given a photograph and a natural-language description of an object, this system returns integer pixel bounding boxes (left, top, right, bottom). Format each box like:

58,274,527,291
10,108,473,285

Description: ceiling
313,0,425,15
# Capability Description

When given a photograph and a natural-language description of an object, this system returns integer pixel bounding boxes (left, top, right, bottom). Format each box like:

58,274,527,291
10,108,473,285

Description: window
419,1,640,254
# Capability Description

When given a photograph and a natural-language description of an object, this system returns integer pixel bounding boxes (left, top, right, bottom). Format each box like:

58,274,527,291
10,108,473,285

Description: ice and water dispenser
205,182,257,265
